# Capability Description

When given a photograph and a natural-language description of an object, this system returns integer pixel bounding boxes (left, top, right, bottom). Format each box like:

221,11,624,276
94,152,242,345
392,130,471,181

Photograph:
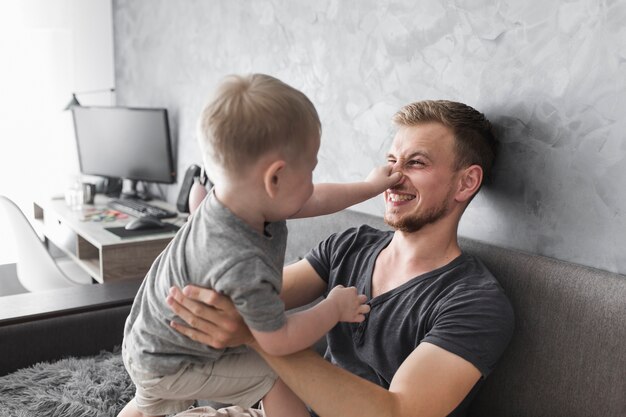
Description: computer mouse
124,215,166,231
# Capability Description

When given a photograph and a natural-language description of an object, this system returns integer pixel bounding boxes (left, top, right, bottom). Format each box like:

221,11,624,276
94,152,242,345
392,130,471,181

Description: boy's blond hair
198,74,321,177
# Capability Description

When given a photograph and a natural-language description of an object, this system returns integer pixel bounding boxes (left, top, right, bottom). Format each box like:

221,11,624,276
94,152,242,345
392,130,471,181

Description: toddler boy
118,74,401,417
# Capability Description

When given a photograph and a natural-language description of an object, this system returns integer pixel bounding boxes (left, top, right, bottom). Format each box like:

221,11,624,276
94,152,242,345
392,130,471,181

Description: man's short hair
198,73,321,175
392,100,497,181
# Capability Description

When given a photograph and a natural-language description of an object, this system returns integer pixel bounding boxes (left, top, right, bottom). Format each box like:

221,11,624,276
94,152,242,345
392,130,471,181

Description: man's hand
326,285,371,323
166,285,253,348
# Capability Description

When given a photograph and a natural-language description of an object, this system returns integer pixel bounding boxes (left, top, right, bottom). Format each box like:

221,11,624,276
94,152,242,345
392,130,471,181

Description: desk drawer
43,212,77,256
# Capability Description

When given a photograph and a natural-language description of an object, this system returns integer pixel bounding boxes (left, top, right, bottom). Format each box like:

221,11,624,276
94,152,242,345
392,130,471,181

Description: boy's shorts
123,349,277,416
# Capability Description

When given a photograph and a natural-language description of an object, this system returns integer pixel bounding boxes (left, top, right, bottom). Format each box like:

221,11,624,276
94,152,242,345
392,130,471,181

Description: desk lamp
63,88,116,110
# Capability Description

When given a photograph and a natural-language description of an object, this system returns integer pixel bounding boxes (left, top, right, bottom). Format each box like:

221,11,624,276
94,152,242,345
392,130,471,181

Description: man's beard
384,196,452,233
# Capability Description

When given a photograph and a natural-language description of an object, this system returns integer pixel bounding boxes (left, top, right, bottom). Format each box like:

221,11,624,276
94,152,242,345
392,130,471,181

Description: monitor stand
121,179,152,201
103,177,123,198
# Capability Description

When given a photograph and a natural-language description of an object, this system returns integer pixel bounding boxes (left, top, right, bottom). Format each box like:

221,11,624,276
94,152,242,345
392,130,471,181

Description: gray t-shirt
305,225,514,417
123,191,288,375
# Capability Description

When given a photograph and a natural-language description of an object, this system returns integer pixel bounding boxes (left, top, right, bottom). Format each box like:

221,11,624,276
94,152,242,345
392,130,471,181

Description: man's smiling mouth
387,192,416,202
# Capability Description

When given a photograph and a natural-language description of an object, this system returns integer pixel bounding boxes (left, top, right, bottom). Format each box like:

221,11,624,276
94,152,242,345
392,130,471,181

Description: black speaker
177,164,202,213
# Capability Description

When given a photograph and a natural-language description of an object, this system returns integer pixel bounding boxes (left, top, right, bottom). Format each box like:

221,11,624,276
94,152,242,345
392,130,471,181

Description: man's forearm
255,348,400,417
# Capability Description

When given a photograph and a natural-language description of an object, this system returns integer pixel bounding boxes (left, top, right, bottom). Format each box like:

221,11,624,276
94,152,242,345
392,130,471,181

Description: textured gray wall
112,0,626,274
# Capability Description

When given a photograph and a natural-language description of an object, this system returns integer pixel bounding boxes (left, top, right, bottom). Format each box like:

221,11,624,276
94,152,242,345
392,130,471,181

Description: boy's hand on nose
366,165,403,192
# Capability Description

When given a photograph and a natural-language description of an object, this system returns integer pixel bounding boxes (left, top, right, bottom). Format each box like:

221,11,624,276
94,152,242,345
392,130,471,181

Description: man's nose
391,161,404,178
390,163,407,184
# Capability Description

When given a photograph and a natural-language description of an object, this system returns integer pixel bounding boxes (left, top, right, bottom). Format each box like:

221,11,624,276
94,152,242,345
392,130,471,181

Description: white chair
0,195,93,292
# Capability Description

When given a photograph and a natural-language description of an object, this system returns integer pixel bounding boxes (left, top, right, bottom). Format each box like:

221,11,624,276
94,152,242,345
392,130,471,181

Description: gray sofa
1,209,625,417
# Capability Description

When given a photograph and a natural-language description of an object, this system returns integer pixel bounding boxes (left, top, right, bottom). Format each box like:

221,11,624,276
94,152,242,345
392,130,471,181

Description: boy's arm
251,285,370,356
290,165,401,219
166,258,327,349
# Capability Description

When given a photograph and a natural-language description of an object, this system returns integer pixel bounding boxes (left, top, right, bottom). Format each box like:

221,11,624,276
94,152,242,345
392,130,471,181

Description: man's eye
387,159,396,165
408,160,424,166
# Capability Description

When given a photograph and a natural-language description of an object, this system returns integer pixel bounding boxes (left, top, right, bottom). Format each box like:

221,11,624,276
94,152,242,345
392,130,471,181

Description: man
166,100,515,417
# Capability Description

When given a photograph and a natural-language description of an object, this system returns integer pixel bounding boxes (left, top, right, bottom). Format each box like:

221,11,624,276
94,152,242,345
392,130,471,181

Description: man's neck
388,225,461,270
372,220,461,297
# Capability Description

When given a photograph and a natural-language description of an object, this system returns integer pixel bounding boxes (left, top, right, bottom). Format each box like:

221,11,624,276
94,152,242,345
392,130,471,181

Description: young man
167,100,515,417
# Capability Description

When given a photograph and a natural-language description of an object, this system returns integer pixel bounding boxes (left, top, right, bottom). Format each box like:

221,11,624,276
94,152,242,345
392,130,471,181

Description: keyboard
107,198,178,219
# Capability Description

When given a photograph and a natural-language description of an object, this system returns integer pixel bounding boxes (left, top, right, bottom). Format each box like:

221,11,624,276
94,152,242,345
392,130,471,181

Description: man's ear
263,160,286,198
455,165,483,203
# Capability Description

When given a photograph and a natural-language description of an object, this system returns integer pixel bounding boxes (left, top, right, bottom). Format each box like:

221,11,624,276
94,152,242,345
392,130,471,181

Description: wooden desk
33,196,184,283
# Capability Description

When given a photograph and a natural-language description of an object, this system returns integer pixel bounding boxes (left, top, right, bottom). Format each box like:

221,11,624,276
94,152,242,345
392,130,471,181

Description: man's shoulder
439,253,514,318
318,223,392,256
435,253,513,307
305,224,391,278
451,253,500,285
424,254,515,377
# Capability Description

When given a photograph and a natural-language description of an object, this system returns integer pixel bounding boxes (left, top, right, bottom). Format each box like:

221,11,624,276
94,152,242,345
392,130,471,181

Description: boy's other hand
166,285,253,348
326,285,371,323
365,165,402,193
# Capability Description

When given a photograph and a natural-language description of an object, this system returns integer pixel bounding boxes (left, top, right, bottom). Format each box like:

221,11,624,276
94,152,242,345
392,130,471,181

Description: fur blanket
0,348,133,417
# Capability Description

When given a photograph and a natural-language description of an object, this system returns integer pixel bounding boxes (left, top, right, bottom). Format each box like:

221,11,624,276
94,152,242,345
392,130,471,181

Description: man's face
383,122,460,233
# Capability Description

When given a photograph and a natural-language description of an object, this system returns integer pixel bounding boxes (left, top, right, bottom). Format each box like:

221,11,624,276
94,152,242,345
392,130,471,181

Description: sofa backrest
0,279,141,376
286,210,626,417
462,238,626,417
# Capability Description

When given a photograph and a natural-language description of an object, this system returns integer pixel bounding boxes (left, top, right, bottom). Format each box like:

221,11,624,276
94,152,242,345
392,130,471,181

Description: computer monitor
71,106,176,199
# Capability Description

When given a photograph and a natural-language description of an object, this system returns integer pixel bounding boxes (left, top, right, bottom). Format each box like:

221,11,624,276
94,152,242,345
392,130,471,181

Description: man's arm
280,260,327,310
290,165,401,219
167,281,482,417
255,342,481,417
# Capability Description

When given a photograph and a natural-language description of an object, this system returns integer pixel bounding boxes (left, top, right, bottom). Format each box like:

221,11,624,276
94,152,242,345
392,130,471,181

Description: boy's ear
263,160,286,198
455,165,483,203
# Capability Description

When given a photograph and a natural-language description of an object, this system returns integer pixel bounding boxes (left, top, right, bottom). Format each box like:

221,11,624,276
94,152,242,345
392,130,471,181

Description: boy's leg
117,398,163,417
122,344,174,416
126,350,288,416
201,350,276,409
173,406,264,417
261,378,310,417
124,357,196,415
